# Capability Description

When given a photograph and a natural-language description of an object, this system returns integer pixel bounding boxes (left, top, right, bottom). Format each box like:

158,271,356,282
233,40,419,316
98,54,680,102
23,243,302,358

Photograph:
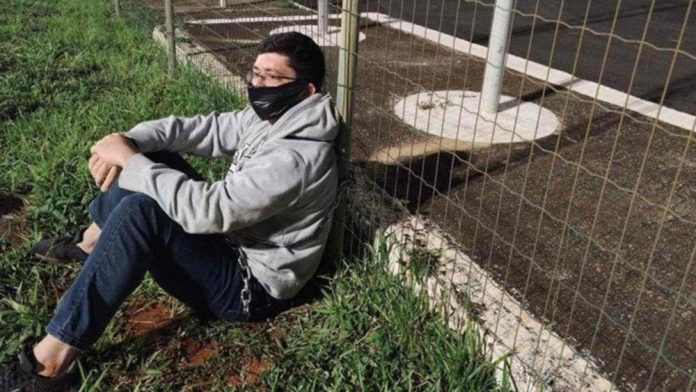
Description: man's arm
115,146,305,233
124,108,254,157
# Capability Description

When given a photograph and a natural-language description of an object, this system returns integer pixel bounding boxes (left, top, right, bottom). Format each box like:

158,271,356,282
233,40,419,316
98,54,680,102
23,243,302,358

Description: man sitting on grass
1,32,338,391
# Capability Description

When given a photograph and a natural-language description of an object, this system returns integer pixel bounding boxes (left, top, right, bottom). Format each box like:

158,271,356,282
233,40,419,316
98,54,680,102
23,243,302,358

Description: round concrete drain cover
393,90,559,144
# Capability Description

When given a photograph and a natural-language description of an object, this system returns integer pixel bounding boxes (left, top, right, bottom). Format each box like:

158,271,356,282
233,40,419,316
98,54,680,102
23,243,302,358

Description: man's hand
88,154,121,192
90,133,138,167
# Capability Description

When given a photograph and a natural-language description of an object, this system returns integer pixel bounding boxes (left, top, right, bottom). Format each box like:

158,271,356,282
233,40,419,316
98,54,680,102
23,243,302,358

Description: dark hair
257,32,326,92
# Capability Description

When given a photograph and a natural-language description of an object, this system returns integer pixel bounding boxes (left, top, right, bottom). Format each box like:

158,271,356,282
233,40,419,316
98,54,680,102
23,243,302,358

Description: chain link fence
113,0,696,390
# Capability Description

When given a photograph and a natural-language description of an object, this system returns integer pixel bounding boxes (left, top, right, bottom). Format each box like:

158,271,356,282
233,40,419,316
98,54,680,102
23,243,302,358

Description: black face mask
247,80,308,121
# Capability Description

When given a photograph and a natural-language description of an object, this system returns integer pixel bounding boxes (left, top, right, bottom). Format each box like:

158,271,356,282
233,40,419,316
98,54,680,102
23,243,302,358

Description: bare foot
33,335,77,377
76,222,101,254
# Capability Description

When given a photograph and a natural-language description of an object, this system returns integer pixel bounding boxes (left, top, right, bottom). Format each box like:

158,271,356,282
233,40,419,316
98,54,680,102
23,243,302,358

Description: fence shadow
359,150,470,212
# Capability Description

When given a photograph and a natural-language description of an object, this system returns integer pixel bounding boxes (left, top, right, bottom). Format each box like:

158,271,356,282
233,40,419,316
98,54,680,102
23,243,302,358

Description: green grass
264,236,514,391
0,0,515,390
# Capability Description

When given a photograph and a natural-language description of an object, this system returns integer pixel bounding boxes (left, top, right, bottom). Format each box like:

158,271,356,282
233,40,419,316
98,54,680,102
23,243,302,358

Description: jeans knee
119,194,160,216
106,193,169,241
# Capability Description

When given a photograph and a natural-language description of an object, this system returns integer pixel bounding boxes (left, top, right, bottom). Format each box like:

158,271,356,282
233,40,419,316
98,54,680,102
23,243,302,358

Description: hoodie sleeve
117,146,305,234
124,108,254,157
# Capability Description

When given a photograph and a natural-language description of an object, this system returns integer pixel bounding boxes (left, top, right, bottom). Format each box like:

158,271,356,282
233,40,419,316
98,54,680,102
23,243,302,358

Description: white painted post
480,0,514,114
318,0,329,36
220,0,228,7
165,0,176,75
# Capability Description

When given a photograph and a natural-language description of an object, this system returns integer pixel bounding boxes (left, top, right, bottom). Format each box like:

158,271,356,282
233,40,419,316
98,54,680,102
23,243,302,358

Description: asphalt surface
298,0,696,116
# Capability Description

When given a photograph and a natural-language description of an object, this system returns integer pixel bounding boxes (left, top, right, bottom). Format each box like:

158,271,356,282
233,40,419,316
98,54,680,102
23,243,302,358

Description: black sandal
31,228,89,264
0,343,80,392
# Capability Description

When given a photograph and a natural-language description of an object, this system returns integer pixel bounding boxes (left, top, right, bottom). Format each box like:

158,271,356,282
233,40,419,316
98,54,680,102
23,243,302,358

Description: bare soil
141,2,696,390
182,337,220,365
0,191,27,250
125,299,183,338
121,298,279,389
226,357,269,387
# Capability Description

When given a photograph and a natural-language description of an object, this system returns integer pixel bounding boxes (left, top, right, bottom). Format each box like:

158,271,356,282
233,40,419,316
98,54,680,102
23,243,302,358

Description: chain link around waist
239,257,252,315
224,237,252,316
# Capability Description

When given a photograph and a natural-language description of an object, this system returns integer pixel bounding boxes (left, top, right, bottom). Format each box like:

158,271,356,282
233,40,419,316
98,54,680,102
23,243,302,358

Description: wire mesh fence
114,0,696,390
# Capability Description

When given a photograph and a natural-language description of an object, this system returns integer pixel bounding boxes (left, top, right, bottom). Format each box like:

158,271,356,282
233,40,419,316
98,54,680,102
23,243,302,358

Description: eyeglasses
246,70,297,86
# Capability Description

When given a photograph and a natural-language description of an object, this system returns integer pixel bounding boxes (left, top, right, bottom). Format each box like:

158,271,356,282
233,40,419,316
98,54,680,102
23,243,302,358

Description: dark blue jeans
46,152,292,350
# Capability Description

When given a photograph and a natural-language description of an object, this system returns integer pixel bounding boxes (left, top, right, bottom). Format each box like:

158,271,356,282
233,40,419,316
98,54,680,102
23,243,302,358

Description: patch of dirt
0,191,27,249
0,192,23,215
265,324,286,346
125,300,182,338
182,338,219,366
226,357,269,387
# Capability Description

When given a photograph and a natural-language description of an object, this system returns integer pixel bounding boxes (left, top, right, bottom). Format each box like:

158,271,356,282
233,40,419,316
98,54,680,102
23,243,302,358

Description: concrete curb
383,217,616,392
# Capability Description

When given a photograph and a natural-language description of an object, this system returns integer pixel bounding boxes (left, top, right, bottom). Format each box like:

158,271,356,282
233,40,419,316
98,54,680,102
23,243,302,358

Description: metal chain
237,249,252,315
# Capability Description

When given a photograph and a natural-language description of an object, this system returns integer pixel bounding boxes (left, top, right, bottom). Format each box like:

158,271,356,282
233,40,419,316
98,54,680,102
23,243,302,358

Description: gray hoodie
119,93,339,299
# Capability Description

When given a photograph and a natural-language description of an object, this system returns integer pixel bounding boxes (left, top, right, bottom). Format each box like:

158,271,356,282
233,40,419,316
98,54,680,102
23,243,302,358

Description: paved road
298,0,696,116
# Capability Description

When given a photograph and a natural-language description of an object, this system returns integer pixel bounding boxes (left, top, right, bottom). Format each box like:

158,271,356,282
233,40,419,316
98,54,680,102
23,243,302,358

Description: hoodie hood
229,92,339,172
262,92,340,143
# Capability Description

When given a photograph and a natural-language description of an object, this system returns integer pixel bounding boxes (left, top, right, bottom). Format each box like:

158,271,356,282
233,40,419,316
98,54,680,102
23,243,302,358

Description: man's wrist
119,151,138,167
122,134,141,151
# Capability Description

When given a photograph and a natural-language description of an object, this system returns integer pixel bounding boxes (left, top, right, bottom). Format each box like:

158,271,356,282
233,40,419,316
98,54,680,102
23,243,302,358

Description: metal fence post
318,0,329,36
220,0,228,7
113,0,120,17
165,0,177,75
480,0,513,114
336,0,359,120
323,0,359,269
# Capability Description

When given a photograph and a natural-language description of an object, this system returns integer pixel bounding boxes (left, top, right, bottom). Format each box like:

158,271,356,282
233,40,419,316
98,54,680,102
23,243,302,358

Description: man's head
253,32,326,92
247,32,326,121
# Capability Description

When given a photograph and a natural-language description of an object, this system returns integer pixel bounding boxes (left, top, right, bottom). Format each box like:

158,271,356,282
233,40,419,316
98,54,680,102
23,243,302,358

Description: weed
406,246,442,279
